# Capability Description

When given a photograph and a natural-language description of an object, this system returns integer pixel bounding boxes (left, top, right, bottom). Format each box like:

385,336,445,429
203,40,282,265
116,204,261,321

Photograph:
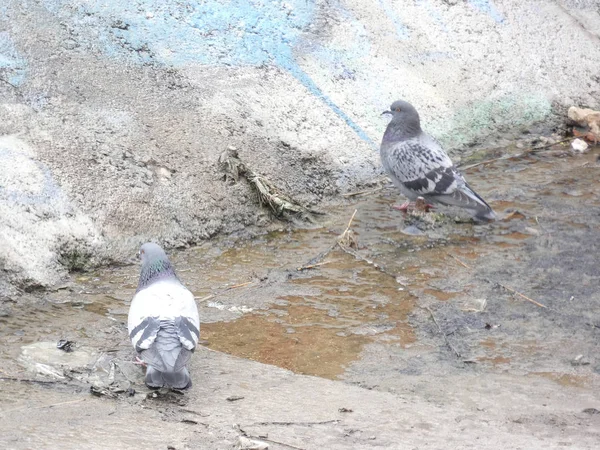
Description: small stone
401,225,424,236
571,355,590,366
516,142,524,149
237,436,269,450
523,227,540,236
461,298,487,312
571,138,589,153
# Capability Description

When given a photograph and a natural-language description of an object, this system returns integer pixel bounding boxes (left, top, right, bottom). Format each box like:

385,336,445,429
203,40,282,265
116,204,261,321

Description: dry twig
296,261,329,271
497,283,547,308
342,187,383,197
219,148,319,222
424,306,462,358
447,253,472,269
460,138,576,171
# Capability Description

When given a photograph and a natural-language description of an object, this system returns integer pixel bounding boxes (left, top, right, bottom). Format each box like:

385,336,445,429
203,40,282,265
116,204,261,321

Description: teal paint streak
468,0,504,23
378,0,410,40
41,0,375,145
0,32,28,86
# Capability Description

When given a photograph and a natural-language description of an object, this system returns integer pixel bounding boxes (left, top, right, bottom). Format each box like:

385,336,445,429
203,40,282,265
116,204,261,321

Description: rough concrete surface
1,2,600,292
1,348,599,449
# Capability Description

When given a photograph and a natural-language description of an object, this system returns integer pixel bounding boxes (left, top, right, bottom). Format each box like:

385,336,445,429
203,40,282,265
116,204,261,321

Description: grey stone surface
1,1,600,291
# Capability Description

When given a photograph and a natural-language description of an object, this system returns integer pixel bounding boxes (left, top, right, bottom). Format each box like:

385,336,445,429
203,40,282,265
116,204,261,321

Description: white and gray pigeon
380,100,496,221
128,243,200,389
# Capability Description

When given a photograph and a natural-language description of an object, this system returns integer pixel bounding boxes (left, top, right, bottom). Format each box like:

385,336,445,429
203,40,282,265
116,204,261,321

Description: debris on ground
571,355,590,367
90,384,135,399
57,339,75,352
571,138,589,153
568,106,600,143
236,436,269,450
219,147,320,222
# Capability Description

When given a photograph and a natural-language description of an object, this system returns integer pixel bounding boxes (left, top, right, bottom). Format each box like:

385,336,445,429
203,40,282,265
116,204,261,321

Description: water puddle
1,144,599,389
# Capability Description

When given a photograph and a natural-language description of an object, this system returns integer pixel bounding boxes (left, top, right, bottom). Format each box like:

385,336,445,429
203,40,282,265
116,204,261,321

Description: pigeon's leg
392,199,435,213
133,356,147,367
392,201,412,212
414,197,435,213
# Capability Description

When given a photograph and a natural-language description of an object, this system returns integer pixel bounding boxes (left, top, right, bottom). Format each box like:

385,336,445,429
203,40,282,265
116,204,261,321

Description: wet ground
1,142,600,449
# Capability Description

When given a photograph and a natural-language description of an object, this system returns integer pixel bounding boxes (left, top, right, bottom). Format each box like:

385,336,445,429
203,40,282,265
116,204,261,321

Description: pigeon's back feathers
380,100,496,221
128,244,200,390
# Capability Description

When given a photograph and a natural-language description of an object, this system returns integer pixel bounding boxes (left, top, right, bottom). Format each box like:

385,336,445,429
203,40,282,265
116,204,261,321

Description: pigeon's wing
128,280,200,354
381,134,454,196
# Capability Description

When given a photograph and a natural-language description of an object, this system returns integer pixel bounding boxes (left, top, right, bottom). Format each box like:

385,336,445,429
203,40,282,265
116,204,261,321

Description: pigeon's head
136,243,178,290
382,100,419,120
139,242,168,266
382,100,421,135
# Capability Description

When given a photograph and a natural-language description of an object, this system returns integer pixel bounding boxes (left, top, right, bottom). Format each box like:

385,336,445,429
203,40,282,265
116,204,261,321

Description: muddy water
1,144,600,389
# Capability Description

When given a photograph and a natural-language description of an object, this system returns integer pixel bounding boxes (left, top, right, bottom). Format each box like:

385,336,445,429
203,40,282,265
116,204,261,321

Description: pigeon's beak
381,110,392,116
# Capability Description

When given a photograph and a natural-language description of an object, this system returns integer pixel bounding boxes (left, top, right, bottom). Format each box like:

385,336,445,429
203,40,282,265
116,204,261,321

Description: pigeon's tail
140,322,194,390
145,366,192,390
431,184,496,222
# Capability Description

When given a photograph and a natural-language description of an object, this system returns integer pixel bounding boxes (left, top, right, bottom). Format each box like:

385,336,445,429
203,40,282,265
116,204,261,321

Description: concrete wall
1,0,599,292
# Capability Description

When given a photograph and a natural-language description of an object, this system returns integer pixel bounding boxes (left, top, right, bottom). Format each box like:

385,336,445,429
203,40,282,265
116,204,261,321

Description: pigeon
128,243,200,389
380,100,496,221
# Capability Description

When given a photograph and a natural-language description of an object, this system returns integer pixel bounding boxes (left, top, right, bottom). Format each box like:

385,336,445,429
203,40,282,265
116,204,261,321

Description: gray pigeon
128,243,200,389
381,100,496,221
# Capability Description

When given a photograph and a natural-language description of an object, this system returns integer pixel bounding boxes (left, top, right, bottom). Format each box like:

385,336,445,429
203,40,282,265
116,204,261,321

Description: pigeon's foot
133,356,147,367
392,199,434,213
392,201,411,212
414,197,435,213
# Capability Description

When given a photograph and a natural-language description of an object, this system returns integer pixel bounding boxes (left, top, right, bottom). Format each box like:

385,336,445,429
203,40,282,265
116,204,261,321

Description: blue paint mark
289,64,373,143
0,147,63,206
416,0,448,32
0,32,28,86
378,0,410,40
468,0,504,24
41,0,374,145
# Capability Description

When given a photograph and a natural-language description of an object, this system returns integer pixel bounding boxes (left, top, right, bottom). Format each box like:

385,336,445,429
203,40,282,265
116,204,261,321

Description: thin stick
337,244,397,279
460,138,576,171
424,306,461,358
342,187,383,197
0,376,65,385
296,261,329,271
342,209,358,236
226,281,254,290
447,253,472,269
248,435,306,450
497,283,547,308
252,420,340,426
195,294,214,302
0,398,85,414
301,209,358,268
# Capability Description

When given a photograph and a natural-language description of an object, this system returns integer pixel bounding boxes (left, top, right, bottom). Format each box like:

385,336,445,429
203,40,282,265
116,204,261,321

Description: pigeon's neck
137,258,178,292
383,118,422,143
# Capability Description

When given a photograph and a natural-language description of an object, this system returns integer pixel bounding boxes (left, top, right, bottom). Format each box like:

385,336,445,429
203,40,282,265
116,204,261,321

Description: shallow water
1,144,600,388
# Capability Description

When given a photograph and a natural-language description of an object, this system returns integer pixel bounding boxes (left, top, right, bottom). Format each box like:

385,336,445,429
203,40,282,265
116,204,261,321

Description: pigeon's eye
395,107,401,112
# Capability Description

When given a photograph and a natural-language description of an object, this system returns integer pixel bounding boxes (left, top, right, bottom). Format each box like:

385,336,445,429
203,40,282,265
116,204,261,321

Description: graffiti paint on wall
37,0,506,145
0,31,27,87
0,137,65,209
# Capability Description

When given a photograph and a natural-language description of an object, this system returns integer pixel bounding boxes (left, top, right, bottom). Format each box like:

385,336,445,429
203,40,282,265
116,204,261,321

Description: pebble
401,225,424,236
571,138,589,153
237,436,269,450
571,355,590,366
